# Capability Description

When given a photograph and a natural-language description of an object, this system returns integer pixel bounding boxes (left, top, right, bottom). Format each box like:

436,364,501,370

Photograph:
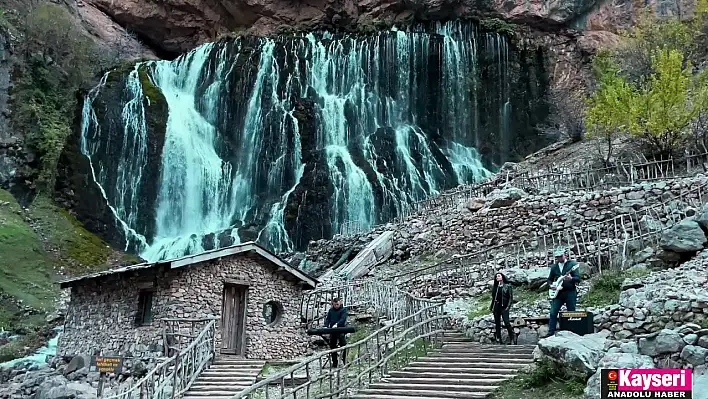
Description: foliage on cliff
9,2,114,192
584,7,708,159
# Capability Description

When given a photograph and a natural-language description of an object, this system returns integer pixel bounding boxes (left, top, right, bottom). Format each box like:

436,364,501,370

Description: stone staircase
350,330,536,399
182,357,265,399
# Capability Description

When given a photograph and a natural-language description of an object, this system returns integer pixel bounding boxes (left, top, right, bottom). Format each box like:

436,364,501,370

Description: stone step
184,396,240,399
431,351,534,359
356,388,490,398
213,360,265,365
191,379,256,385
200,371,261,377
408,361,527,369
182,391,244,397
208,364,264,370
189,384,253,391
438,347,535,354
382,377,509,385
387,371,515,379
441,337,472,342
440,343,536,349
401,366,519,374
369,383,498,392
197,374,259,380
417,356,534,364
439,346,535,354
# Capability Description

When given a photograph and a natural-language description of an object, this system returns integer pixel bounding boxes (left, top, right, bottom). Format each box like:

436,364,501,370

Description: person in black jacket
544,248,581,337
324,297,348,367
489,272,516,344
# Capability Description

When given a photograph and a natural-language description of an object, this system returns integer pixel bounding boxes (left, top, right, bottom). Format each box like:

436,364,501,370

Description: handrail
103,319,217,399
231,301,448,399
300,278,441,329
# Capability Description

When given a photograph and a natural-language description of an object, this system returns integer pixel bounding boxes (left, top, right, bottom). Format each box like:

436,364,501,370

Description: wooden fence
299,279,442,329
104,318,217,399
338,152,708,237
387,179,708,294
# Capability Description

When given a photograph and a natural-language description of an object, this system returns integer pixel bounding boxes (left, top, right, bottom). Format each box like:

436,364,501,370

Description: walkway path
182,357,265,399
351,331,535,399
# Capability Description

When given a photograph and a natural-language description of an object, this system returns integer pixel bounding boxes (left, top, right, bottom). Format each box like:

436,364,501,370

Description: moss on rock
28,196,113,274
138,64,165,106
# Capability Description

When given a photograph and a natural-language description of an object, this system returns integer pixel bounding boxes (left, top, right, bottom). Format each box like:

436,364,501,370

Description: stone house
57,242,318,360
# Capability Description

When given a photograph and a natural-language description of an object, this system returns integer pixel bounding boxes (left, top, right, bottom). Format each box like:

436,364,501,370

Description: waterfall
78,21,527,260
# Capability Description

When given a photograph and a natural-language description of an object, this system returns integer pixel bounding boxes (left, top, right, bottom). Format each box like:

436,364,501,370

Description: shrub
514,357,587,396
541,85,586,143
582,268,649,308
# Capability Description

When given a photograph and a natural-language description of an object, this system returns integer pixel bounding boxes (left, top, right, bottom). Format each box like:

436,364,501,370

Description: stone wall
593,253,708,339
58,253,311,360
301,176,708,275
535,324,708,399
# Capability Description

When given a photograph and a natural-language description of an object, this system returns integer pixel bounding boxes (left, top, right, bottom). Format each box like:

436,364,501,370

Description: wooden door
221,285,247,355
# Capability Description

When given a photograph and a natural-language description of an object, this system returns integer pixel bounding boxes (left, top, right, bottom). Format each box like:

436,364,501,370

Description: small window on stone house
135,290,154,326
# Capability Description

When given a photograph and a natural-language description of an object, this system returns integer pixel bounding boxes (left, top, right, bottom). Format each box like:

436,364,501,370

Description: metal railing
231,303,447,399
104,318,217,399
387,178,708,295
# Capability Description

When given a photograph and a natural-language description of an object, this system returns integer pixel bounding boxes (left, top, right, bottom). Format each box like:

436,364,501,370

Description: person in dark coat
544,248,581,337
324,297,348,367
489,272,516,344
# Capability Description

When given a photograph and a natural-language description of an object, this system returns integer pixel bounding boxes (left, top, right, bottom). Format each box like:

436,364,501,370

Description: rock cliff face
85,0,699,57
88,0,606,55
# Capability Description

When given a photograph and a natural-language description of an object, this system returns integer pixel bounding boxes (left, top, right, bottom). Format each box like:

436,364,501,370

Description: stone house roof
58,241,318,289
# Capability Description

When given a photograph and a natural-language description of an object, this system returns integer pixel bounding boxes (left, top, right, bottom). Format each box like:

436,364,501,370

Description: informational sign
89,356,123,374
601,368,693,398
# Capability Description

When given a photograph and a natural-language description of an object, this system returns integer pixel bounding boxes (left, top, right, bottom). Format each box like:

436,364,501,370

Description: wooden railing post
171,353,180,399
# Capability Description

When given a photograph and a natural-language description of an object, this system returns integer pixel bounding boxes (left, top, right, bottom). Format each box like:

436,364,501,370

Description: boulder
465,198,485,212
63,355,89,376
500,266,548,288
526,268,550,289
659,220,707,253
694,203,708,232
35,375,96,399
536,331,608,377
486,187,526,208
680,345,708,366
584,352,655,399
638,329,686,356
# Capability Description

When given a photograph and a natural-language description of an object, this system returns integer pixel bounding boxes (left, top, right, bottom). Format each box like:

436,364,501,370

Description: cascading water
77,21,528,261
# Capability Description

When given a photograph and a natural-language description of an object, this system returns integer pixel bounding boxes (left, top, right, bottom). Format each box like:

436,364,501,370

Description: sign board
89,356,123,374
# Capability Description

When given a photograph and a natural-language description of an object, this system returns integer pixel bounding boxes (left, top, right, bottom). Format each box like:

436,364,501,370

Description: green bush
521,358,586,394
582,268,649,308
